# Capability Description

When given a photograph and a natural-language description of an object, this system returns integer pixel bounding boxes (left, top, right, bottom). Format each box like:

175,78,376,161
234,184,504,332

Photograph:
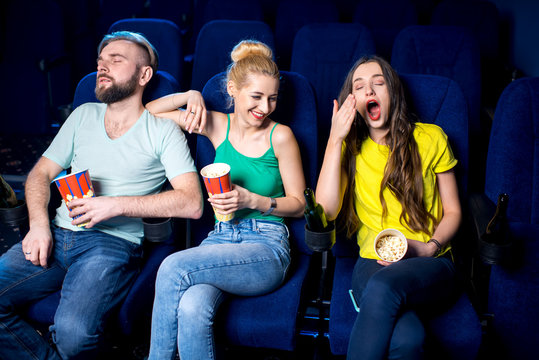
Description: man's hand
67,196,121,228
22,225,53,267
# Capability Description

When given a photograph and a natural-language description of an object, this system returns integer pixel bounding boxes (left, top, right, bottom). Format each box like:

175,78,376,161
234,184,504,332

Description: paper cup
54,169,95,227
374,228,408,262
200,163,234,222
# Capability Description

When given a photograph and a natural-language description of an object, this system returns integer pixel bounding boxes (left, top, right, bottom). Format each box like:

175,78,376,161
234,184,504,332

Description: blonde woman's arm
315,95,356,220
146,90,208,135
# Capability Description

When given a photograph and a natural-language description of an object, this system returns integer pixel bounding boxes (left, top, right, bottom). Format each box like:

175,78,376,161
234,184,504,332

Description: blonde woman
146,40,306,360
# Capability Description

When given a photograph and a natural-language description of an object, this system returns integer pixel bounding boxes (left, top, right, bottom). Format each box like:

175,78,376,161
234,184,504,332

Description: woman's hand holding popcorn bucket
200,163,235,222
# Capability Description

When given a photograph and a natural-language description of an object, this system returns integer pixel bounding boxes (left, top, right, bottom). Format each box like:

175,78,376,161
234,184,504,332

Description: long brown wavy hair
338,56,438,238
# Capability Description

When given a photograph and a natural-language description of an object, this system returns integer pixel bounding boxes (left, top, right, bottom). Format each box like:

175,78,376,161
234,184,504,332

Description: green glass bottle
0,174,17,208
303,188,328,232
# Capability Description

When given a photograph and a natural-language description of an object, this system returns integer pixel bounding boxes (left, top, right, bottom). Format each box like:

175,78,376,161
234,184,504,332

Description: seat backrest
485,77,539,224
485,77,539,359
333,73,469,258
391,25,481,138
192,71,318,255
72,70,179,109
431,0,499,62
401,73,469,196
147,0,194,33
95,0,147,38
290,22,375,165
352,0,418,60
190,20,275,91
188,0,264,54
274,0,340,69
108,18,184,83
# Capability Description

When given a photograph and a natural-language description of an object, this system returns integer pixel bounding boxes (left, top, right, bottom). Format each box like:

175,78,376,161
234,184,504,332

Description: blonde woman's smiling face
352,61,391,139
228,73,279,126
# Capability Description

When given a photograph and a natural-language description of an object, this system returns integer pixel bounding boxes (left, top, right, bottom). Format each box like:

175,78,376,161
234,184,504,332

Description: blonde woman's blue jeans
148,219,291,360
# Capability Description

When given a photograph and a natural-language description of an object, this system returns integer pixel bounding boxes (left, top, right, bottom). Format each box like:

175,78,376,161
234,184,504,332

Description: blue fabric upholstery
72,70,179,110
391,25,481,140
485,77,539,224
193,70,317,350
487,222,539,359
274,0,340,69
188,0,264,54
328,74,481,358
290,23,375,167
147,0,194,33
1,0,71,135
352,0,418,61
108,18,184,83
431,0,499,63
190,20,275,91
95,0,147,39
24,70,182,338
483,77,539,358
431,0,502,108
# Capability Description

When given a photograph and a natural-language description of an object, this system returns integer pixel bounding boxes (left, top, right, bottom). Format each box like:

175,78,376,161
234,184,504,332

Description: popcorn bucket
54,169,95,227
374,228,408,262
200,163,234,222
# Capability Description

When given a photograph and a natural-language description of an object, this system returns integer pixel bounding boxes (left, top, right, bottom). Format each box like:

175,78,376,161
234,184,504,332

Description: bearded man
0,32,203,359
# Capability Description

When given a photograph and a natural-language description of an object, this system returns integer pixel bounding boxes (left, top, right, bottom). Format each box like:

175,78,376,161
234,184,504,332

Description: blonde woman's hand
208,184,250,214
179,90,207,134
329,94,356,143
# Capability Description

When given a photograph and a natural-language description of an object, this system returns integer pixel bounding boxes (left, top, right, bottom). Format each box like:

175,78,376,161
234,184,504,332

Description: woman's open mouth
366,100,381,120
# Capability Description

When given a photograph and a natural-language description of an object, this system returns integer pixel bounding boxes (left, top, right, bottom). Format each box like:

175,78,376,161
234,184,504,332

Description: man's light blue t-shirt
43,102,196,244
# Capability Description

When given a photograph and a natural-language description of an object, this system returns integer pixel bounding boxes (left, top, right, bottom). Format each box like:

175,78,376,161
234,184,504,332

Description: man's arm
23,157,64,267
68,171,204,228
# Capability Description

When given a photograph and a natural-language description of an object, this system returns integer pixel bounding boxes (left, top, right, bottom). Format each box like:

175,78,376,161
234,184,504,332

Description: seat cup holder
142,217,173,243
0,200,28,228
478,238,514,265
304,223,336,252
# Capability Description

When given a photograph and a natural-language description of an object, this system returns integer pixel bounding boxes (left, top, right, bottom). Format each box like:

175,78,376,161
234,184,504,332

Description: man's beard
95,68,140,104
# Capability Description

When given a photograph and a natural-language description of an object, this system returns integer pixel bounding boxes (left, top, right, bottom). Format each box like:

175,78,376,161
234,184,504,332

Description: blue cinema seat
391,25,481,141
431,0,502,108
190,20,275,91
391,25,484,192
352,0,418,61
290,22,375,166
274,0,340,69
191,70,318,352
147,0,194,35
188,0,264,56
108,18,184,85
478,77,539,359
328,74,482,359
23,70,184,342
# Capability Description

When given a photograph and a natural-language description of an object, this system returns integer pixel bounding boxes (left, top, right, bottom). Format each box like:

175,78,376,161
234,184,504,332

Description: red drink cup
54,169,95,227
200,163,234,222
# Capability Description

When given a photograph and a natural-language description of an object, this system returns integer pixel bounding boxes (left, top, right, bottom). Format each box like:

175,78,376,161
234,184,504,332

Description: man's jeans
0,226,142,360
148,219,291,360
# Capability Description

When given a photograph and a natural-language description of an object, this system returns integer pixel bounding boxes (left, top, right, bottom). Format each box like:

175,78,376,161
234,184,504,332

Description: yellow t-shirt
352,123,457,259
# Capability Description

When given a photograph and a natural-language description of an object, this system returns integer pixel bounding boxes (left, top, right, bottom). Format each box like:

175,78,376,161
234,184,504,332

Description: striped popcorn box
200,163,234,222
54,169,95,227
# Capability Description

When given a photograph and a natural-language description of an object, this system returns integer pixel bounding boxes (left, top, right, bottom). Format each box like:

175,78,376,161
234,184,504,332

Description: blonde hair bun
230,40,273,63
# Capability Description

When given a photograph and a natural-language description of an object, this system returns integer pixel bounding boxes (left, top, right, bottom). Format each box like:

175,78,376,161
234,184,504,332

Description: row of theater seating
21,64,538,359
1,0,505,137
2,0,536,358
